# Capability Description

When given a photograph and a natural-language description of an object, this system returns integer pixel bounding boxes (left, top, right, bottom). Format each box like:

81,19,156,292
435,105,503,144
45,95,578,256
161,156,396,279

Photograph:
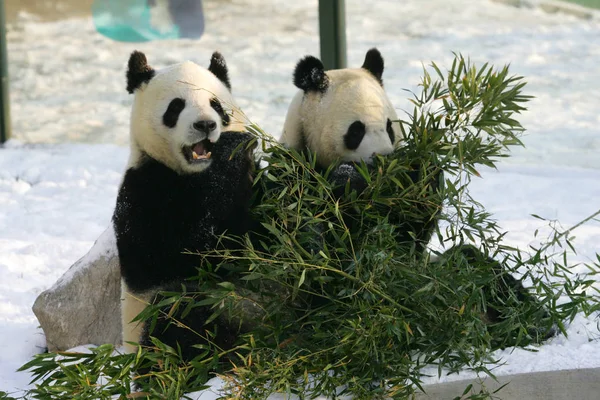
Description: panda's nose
193,120,217,134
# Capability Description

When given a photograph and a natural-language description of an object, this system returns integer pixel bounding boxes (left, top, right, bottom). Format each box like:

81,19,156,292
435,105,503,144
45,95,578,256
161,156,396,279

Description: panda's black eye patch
210,98,230,126
344,121,366,151
386,119,395,144
163,98,186,128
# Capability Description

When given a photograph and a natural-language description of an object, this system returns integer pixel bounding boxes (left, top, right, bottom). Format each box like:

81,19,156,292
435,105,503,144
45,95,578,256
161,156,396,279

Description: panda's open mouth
182,139,213,163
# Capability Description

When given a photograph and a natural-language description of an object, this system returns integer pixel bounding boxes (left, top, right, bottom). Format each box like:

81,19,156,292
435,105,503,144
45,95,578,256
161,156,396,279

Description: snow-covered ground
1,0,600,397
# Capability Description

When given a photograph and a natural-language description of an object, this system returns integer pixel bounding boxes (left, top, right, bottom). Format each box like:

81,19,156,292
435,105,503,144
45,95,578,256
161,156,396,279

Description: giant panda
281,48,399,169
279,48,555,345
280,48,440,251
113,50,256,356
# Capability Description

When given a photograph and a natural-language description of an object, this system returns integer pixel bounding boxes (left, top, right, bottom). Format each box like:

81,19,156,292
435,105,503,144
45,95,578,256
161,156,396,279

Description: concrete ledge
416,367,600,399
491,0,600,19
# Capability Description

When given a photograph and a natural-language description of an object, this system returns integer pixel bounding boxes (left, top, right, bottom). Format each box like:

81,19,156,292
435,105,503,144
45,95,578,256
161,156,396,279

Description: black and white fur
281,50,555,343
280,49,439,249
281,48,400,169
114,51,254,354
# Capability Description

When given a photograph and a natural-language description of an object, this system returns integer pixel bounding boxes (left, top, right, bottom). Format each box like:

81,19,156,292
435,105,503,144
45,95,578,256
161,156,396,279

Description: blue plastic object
92,0,204,42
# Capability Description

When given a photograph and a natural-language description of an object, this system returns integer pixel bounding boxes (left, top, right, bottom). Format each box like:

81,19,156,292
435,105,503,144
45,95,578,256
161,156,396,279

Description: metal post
0,0,11,143
318,0,347,70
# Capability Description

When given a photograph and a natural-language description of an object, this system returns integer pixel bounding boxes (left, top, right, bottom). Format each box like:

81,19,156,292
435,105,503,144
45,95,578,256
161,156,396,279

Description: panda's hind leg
139,288,241,364
438,244,556,347
121,280,153,354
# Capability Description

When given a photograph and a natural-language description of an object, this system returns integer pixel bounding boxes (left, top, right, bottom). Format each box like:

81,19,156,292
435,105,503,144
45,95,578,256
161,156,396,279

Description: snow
1,0,600,397
54,225,116,289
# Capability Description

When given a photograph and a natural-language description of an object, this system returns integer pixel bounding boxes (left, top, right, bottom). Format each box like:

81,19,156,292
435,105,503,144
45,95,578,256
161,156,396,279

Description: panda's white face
281,49,400,169
126,51,245,174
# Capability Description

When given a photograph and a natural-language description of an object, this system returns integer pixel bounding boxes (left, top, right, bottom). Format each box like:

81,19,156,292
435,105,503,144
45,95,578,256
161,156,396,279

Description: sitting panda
113,50,256,356
280,48,441,251
279,48,555,344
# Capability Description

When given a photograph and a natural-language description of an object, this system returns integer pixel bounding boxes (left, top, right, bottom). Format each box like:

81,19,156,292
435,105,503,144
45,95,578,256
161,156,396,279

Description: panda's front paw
329,162,368,198
211,131,255,162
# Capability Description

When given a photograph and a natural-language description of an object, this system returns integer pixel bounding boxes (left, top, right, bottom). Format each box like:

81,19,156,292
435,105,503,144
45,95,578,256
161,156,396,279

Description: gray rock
32,226,122,351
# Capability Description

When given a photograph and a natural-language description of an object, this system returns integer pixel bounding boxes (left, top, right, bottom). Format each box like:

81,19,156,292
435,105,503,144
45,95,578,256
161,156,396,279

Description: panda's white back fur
281,49,400,168
128,60,245,174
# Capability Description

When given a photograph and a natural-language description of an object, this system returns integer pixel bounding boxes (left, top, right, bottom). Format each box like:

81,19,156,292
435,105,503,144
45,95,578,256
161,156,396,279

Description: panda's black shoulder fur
113,132,255,294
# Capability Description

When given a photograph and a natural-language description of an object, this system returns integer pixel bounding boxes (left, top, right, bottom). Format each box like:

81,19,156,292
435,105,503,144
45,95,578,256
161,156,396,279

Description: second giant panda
279,48,555,345
281,48,440,251
281,48,399,168
114,50,256,357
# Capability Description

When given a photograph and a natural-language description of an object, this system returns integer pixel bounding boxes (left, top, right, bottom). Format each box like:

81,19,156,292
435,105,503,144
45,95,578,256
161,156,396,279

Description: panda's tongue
191,142,213,160
192,142,207,156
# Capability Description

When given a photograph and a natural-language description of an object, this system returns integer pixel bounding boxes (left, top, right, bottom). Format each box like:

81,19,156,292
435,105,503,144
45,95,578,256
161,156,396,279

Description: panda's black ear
293,56,329,92
208,51,231,91
126,51,155,94
361,48,384,86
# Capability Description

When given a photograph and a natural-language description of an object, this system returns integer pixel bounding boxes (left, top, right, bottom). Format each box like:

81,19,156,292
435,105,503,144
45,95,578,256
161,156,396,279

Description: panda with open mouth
113,50,256,357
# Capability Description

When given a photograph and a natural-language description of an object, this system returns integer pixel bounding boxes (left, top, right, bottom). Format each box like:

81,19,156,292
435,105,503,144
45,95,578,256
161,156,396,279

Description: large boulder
32,226,121,351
